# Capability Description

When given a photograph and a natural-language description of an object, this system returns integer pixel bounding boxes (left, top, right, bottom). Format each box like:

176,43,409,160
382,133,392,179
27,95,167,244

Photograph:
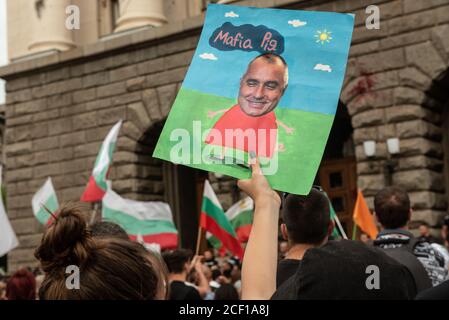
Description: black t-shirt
276,259,300,288
169,281,202,300
416,280,449,300
271,240,416,300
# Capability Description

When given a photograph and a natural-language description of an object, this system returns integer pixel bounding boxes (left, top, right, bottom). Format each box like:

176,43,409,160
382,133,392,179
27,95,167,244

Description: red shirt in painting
205,105,278,158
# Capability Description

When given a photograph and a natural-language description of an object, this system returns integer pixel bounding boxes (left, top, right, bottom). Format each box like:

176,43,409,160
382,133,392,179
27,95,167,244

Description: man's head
238,53,288,117
419,222,430,237
203,249,214,261
360,233,370,243
90,221,129,240
281,188,332,246
374,186,411,229
162,249,193,275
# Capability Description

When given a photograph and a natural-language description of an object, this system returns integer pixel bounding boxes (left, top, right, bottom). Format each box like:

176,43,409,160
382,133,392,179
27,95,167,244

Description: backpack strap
380,238,432,293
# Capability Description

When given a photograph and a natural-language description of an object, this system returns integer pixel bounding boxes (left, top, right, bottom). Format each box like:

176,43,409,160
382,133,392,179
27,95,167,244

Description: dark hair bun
35,204,94,273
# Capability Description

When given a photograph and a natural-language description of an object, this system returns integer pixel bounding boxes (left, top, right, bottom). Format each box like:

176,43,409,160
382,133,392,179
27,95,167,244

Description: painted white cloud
288,20,307,27
314,64,332,72
225,11,239,18
199,53,218,61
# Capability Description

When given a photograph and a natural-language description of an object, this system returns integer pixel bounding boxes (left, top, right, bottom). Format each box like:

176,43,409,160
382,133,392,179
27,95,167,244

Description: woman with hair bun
34,204,168,300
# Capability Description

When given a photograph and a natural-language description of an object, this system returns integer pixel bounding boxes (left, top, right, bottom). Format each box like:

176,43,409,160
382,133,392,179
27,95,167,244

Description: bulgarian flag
207,196,254,251
102,188,178,249
137,233,162,253
200,180,244,259
206,232,226,256
32,178,59,226
0,196,18,257
0,165,19,257
226,197,253,243
81,120,122,202
329,196,348,239
322,190,348,239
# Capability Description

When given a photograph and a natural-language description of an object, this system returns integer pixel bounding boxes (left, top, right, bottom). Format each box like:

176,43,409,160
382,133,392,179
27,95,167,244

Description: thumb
249,151,262,175
237,178,250,193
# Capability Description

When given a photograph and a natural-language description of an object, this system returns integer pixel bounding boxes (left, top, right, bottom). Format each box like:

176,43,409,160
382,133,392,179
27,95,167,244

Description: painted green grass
153,88,334,195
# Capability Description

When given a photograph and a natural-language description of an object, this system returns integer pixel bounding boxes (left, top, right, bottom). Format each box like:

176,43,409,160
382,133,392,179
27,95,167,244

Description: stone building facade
1,0,449,271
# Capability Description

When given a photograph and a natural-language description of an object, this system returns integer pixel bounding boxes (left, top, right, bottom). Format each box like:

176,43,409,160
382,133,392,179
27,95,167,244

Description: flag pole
195,225,202,256
333,214,348,240
89,202,99,225
351,223,357,240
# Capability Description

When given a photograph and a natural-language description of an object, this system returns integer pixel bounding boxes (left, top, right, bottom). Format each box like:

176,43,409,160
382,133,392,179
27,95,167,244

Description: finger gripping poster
153,4,354,195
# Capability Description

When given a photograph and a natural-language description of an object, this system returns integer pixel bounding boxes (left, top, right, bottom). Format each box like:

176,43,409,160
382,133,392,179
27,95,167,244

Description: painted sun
315,29,332,44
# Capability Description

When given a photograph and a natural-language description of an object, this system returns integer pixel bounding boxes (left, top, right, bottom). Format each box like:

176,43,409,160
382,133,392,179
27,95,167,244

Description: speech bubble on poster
153,4,354,195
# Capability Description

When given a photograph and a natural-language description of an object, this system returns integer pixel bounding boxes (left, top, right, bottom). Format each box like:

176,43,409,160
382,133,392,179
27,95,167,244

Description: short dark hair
211,269,222,281
162,249,192,274
419,221,429,228
282,189,330,245
247,53,289,88
90,221,129,240
374,187,410,229
214,283,239,300
253,53,288,66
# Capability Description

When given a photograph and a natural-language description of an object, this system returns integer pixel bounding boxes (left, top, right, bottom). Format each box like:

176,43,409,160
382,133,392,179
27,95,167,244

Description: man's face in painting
238,56,287,117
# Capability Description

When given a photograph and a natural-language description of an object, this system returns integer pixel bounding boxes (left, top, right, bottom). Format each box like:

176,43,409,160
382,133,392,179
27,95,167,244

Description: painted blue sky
182,4,354,115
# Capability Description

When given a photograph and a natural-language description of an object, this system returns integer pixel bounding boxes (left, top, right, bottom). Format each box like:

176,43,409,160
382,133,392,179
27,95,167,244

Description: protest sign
154,4,354,194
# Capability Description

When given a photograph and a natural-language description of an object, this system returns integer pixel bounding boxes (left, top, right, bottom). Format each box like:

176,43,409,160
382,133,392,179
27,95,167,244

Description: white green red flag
81,120,122,202
102,189,178,249
0,165,19,257
0,199,18,257
206,197,253,254
32,178,59,226
137,233,162,253
225,197,253,243
200,180,243,259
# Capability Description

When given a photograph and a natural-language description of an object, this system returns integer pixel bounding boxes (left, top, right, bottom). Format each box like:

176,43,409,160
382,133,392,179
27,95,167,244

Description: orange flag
353,189,378,239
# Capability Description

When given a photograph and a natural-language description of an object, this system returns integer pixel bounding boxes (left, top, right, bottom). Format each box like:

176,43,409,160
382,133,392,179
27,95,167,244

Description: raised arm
188,255,210,298
238,154,281,300
194,257,211,298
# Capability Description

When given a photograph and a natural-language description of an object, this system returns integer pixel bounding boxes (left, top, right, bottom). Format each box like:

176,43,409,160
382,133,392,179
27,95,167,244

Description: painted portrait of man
205,53,294,159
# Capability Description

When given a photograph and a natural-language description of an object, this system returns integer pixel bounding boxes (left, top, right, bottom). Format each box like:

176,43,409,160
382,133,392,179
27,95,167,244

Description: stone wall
3,33,202,270
336,0,449,230
1,0,449,270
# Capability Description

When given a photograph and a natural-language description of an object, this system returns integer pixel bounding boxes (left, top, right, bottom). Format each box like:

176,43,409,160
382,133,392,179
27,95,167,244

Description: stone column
114,0,167,33
28,0,75,53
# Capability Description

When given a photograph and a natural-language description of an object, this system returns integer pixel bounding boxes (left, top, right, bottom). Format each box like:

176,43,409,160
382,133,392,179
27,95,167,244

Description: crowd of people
1,157,449,300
